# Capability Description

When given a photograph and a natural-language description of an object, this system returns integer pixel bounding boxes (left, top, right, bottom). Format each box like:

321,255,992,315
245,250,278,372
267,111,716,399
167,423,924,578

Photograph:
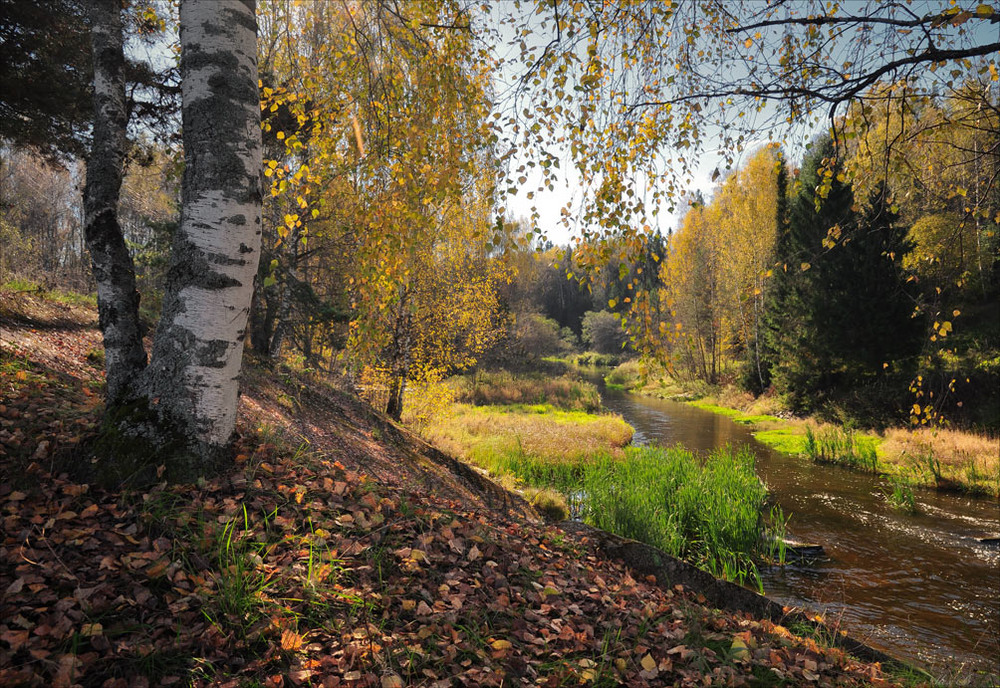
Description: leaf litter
0,295,914,686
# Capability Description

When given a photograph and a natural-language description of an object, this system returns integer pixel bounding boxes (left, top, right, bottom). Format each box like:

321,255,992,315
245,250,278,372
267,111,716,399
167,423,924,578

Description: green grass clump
451,371,601,412
583,445,776,586
884,476,919,514
804,426,880,473
752,427,808,455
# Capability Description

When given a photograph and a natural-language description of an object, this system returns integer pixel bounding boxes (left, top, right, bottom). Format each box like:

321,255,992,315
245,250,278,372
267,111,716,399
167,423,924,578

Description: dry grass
424,403,633,464
450,371,601,412
880,426,1000,496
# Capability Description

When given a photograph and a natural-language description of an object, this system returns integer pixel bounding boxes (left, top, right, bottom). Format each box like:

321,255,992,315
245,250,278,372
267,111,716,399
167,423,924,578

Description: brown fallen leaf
280,629,304,652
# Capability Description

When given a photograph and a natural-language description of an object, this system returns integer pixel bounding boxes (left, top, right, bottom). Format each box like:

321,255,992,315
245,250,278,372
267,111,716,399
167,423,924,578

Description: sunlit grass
604,359,642,390
1,277,97,307
423,403,633,469
880,426,1000,497
753,427,808,455
583,445,782,586
804,425,880,473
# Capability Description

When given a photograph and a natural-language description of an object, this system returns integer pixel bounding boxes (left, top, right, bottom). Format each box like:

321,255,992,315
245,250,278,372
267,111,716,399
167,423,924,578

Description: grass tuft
582,445,782,587
804,425,880,473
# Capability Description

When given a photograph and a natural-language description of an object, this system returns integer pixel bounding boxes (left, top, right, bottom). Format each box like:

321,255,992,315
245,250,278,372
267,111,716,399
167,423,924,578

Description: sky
484,3,782,246
484,1,998,247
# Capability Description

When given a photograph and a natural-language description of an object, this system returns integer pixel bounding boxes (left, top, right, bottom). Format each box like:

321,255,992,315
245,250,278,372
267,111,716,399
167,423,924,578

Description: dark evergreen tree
747,150,788,394
0,0,179,161
539,246,593,336
0,0,93,158
764,134,923,421
765,135,858,411
838,182,923,410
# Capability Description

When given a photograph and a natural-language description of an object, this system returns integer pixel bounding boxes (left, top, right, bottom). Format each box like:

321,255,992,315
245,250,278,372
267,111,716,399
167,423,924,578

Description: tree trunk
83,0,147,404
268,220,300,360
385,374,405,421
145,0,262,450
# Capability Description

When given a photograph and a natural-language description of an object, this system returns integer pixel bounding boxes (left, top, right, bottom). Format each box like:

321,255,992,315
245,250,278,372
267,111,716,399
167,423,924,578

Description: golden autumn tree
349,188,509,420
655,148,781,384
254,1,504,418
660,201,724,383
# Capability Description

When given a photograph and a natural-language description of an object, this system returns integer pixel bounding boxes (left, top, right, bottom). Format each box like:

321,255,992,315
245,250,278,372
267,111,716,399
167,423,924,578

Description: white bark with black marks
83,0,147,403
147,0,261,448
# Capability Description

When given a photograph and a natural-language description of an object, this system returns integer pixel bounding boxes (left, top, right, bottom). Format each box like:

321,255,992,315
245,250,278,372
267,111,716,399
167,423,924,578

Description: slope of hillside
0,288,918,687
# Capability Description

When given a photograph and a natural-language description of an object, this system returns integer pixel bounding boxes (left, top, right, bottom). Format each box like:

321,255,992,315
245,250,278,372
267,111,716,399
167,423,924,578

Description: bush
514,313,571,358
605,360,641,390
581,310,630,355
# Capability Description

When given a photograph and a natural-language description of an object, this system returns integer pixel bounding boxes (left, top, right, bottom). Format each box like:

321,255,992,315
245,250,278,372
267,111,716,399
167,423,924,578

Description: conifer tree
752,152,790,394
766,135,857,410
766,135,923,418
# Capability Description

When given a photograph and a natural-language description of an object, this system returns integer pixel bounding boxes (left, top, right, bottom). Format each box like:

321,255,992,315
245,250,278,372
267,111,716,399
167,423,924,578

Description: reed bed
582,445,779,586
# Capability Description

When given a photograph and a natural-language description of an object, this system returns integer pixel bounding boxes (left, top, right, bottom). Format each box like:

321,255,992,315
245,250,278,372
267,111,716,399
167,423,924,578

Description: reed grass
804,426,879,473
582,445,778,586
884,476,919,514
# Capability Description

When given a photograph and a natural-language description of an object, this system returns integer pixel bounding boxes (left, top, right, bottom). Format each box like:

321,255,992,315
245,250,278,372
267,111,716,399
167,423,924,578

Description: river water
598,388,1000,680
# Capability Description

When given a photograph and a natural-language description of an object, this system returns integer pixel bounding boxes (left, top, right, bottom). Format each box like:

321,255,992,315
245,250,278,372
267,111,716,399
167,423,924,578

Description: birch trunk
145,0,261,451
83,0,147,403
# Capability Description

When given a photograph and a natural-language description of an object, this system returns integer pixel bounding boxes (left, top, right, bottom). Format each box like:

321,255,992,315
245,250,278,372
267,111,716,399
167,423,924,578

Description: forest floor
0,286,930,687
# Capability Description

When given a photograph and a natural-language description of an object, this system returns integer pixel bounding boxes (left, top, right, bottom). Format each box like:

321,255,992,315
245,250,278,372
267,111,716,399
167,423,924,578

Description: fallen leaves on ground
0,293,910,687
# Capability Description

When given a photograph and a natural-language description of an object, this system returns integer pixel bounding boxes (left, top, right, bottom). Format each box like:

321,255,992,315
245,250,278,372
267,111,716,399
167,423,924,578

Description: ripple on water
919,500,1000,529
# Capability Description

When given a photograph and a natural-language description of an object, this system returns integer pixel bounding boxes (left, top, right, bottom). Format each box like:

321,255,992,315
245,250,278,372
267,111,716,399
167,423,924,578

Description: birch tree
144,0,262,454
83,0,147,405
82,0,261,479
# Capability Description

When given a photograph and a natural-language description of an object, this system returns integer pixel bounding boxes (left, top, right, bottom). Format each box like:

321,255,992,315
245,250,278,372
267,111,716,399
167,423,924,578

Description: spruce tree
841,182,923,395
764,134,923,419
766,135,857,411
750,150,789,394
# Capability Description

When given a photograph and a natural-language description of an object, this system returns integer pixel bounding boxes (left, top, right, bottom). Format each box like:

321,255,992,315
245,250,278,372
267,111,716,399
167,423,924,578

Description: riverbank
609,364,999,499
0,286,922,686
418,372,791,589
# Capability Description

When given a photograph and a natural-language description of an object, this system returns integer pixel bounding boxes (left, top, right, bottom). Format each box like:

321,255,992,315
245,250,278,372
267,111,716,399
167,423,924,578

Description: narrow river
598,388,1000,680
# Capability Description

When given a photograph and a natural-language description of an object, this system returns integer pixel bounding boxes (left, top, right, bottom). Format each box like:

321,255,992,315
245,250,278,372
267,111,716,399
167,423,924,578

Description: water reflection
599,388,1000,679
